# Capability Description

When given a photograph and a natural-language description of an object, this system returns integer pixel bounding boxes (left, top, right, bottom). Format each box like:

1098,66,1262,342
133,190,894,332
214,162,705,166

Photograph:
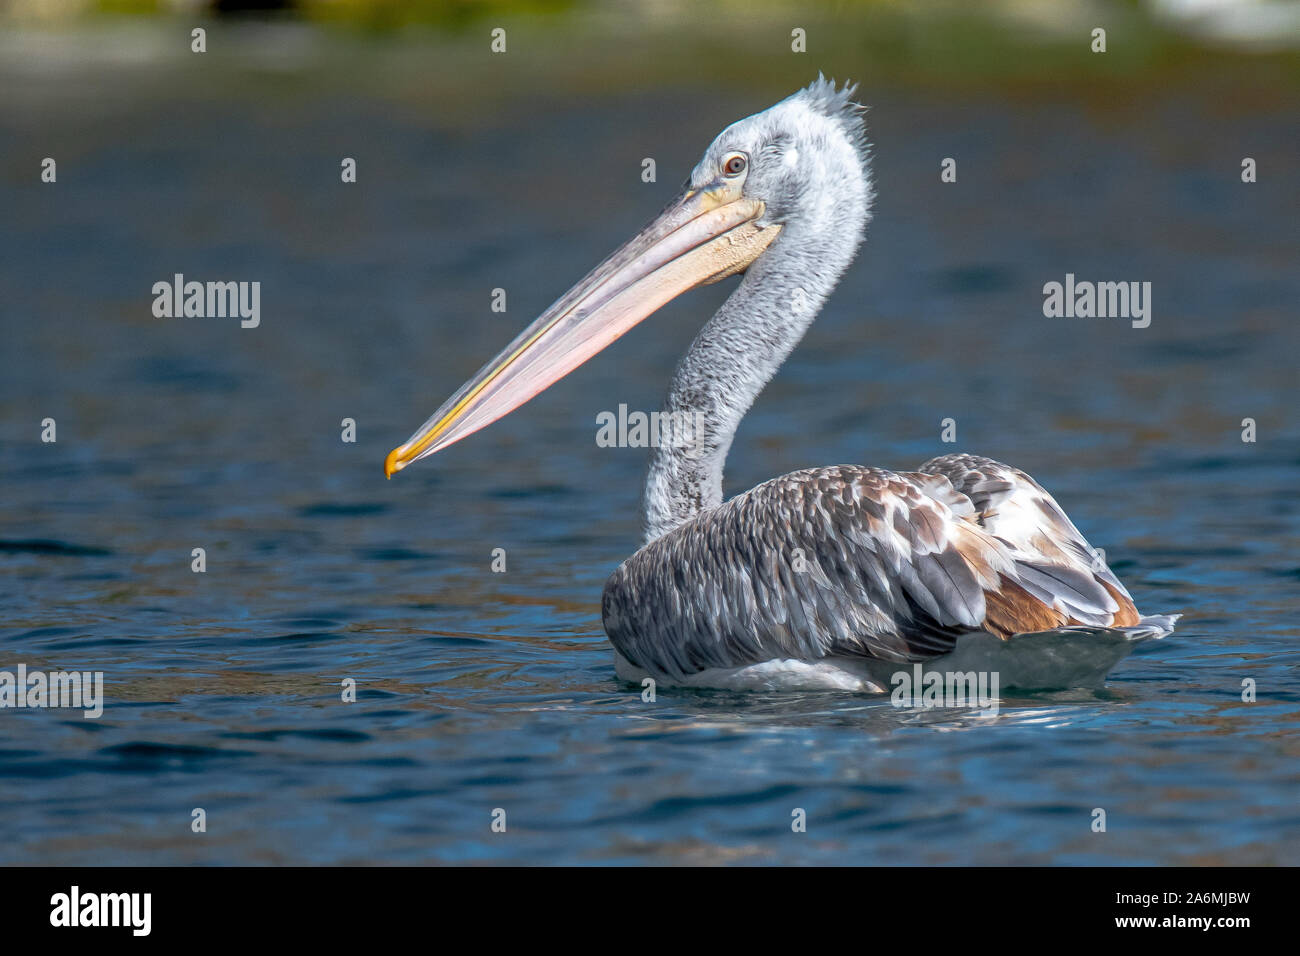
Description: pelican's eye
723,153,748,177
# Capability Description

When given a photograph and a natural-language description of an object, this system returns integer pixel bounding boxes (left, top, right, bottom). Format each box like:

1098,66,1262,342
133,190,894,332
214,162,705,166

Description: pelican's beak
384,187,781,477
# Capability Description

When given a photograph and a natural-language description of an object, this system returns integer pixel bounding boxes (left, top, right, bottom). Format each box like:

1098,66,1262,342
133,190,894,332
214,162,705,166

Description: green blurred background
3,0,1298,96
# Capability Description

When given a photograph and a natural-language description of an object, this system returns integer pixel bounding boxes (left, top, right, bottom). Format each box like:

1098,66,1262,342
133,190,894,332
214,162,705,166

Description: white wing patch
919,454,1137,625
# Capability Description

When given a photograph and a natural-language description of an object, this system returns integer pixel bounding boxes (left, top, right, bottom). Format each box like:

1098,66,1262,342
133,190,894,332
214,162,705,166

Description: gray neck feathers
642,217,866,542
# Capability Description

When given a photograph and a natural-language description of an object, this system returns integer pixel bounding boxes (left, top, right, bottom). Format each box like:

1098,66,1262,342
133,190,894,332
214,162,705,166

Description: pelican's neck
641,220,865,543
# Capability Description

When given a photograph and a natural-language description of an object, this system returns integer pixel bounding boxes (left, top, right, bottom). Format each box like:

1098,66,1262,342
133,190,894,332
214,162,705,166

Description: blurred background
0,0,1297,865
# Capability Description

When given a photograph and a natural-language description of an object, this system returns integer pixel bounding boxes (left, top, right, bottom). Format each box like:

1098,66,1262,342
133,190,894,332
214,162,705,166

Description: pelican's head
688,75,871,243
385,76,870,477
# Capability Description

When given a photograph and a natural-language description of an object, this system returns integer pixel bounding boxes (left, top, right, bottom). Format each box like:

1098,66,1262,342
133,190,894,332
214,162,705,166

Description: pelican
385,78,1176,692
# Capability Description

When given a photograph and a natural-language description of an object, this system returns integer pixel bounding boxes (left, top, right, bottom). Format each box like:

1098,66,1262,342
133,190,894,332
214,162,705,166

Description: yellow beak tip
384,447,407,479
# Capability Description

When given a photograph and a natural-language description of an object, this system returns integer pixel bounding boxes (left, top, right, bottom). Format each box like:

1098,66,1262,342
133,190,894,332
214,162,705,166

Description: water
1,27,1297,865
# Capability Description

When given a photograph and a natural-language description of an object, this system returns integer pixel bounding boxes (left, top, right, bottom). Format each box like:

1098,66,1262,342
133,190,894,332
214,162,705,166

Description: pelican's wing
918,453,1139,627
602,462,1141,681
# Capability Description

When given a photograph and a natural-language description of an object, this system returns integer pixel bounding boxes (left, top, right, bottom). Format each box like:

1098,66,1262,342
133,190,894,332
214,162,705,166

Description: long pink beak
385,187,780,477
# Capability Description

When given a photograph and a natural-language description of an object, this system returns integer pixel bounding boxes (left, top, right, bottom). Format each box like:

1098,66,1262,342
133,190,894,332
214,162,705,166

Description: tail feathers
1012,612,1180,643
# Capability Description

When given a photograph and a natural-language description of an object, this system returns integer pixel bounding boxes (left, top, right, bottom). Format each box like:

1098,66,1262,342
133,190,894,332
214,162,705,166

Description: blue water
1,29,1297,864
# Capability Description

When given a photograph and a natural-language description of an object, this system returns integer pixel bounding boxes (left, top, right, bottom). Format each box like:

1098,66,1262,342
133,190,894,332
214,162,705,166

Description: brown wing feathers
921,453,1141,637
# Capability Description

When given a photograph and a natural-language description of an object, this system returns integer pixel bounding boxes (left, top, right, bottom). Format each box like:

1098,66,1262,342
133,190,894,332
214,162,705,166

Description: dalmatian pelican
384,77,1176,692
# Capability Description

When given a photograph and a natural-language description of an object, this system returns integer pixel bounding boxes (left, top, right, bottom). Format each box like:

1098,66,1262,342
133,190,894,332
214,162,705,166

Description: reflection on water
0,24,1297,864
